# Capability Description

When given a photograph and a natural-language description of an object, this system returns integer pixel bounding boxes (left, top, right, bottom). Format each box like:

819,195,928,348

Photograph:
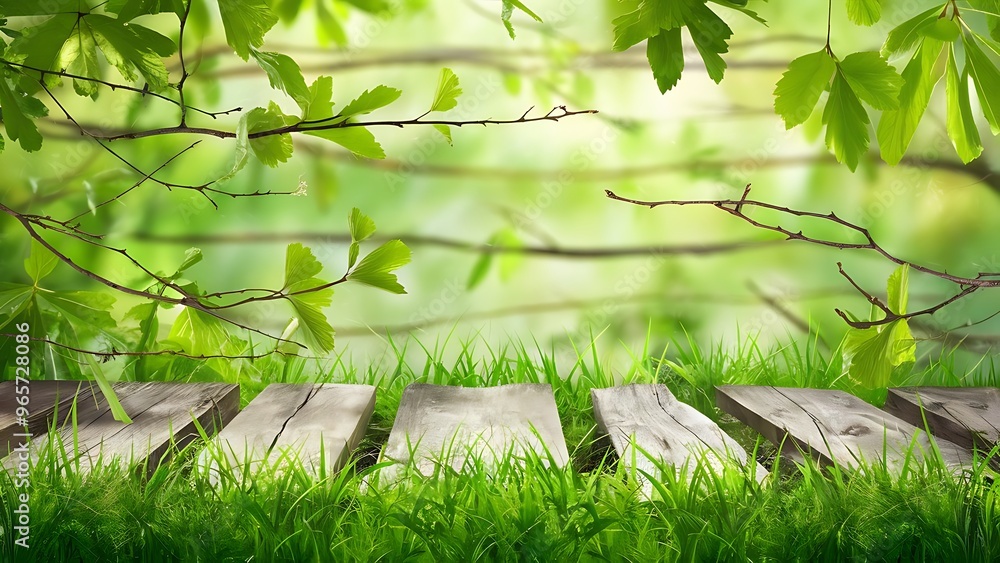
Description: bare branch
605,188,1000,329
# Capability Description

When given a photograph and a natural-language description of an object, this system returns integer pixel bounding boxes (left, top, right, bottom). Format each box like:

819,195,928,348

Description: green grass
2,330,999,561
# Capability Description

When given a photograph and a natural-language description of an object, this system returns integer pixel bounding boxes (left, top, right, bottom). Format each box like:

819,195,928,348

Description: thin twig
605,189,1000,329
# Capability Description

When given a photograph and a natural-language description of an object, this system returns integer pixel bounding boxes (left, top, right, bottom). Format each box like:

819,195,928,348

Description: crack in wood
266,384,321,455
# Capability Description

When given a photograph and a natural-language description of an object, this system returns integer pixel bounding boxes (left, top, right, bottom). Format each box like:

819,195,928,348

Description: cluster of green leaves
0,0,455,164
223,55,464,176
613,0,764,93
774,2,1000,170
841,264,916,388
0,239,131,420
0,210,408,421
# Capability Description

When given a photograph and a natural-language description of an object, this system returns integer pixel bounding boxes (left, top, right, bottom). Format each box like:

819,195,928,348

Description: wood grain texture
885,387,1000,453
0,380,99,458
716,386,972,473
381,383,570,479
592,384,767,483
209,383,376,476
4,381,238,474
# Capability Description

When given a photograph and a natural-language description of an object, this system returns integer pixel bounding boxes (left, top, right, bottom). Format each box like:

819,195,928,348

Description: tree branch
605,187,1000,329
79,105,597,142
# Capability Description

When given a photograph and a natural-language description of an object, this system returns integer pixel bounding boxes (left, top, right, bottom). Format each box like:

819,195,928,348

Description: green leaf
247,102,297,166
56,20,101,97
251,50,311,111
876,38,945,165
686,4,732,84
846,0,881,26
968,0,1000,41
838,51,903,110
284,242,323,288
612,0,701,51
219,110,252,182
433,124,452,144
302,75,335,121
0,76,45,151
773,49,836,129
348,240,411,294
429,68,462,113
823,71,870,171
273,0,305,21
495,229,523,281
175,248,203,276
646,27,684,93
0,0,79,15
286,279,334,353
881,6,938,57
305,127,385,159
0,283,33,330
844,319,915,387
86,15,174,91
106,0,185,20
5,14,77,91
124,301,159,366
216,0,278,60
349,208,377,242
348,242,360,269
39,291,117,329
500,0,542,39
84,354,132,424
886,264,909,315
24,238,58,283
167,307,231,356
340,85,402,119
963,34,1000,135
466,252,493,290
945,45,983,163
315,1,347,46
920,18,960,42
710,0,766,24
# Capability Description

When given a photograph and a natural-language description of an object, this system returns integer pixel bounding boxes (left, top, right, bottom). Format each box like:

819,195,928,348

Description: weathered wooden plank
885,387,1000,453
592,384,767,483
4,381,239,474
0,380,99,458
209,383,376,476
716,386,972,473
380,383,570,478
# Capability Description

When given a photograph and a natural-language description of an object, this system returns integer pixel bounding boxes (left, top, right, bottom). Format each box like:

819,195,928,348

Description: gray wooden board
885,387,1000,453
209,383,376,476
592,384,767,483
4,381,238,474
0,380,99,458
716,386,972,473
381,383,570,478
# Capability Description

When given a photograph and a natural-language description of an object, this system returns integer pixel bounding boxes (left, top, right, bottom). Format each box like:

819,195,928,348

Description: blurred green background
2,0,999,375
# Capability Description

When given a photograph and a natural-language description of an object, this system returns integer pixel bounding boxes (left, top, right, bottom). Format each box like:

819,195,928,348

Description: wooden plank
592,384,767,483
209,383,376,476
0,380,99,458
4,381,239,474
380,383,570,478
885,387,1000,453
716,386,972,473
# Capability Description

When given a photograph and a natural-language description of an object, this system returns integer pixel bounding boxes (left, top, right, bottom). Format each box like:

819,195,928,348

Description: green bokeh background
2,0,998,374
